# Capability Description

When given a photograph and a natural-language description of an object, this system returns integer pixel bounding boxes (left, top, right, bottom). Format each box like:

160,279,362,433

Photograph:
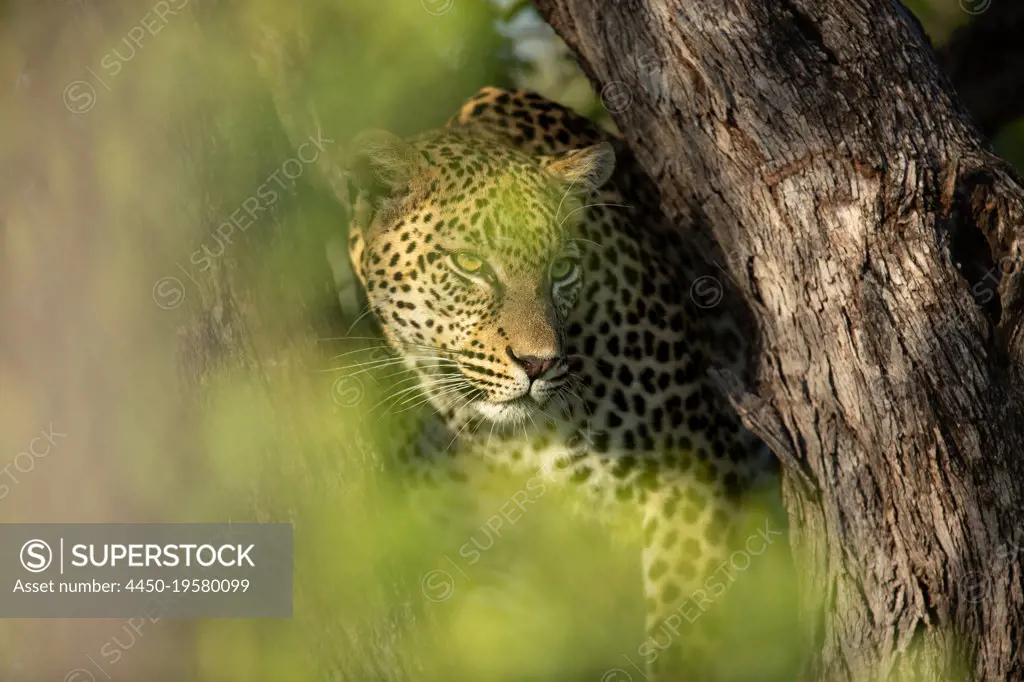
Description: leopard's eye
550,257,577,281
452,251,486,275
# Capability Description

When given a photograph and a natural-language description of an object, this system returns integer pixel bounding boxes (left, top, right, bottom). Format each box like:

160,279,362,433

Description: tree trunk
530,1,1024,680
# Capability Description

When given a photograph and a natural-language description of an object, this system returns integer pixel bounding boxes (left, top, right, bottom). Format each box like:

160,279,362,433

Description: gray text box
0,524,292,617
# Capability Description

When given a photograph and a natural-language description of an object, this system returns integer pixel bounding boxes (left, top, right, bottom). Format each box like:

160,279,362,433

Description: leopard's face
348,131,614,424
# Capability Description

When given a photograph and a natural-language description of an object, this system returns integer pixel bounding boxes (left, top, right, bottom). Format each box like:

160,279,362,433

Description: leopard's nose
506,346,557,380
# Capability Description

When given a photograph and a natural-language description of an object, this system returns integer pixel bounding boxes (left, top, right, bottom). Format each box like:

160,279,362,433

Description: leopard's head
346,129,614,424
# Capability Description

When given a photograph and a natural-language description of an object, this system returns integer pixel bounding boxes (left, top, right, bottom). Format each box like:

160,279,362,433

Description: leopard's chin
474,395,545,425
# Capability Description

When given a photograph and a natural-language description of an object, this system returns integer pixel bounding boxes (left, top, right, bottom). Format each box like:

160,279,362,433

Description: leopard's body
340,87,779,678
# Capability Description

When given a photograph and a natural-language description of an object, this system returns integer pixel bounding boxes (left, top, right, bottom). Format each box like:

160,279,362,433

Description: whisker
562,385,591,416
486,417,498,449
323,355,460,375
344,305,377,335
448,387,481,415
567,237,602,248
376,358,462,377
535,401,562,425
325,345,461,363
404,377,474,408
382,380,472,419
558,202,631,228
320,336,474,358
555,391,574,419
391,391,450,416
446,393,483,451
382,374,466,400
524,409,546,444
554,173,583,234
322,357,408,374
374,377,469,413
325,345,395,361
380,368,455,384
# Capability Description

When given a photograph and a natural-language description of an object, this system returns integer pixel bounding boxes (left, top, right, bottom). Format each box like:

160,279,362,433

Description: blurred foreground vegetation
0,0,1021,679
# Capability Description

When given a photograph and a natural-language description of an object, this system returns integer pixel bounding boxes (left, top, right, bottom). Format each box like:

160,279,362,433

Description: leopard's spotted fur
339,87,780,678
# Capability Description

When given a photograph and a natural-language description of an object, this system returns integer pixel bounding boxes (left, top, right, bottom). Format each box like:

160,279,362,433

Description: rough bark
530,1,1024,680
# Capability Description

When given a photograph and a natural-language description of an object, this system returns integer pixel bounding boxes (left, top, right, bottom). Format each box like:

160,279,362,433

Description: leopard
334,87,781,679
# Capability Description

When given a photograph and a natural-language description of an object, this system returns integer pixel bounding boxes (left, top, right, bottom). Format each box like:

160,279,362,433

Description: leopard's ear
540,142,616,192
348,130,426,201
